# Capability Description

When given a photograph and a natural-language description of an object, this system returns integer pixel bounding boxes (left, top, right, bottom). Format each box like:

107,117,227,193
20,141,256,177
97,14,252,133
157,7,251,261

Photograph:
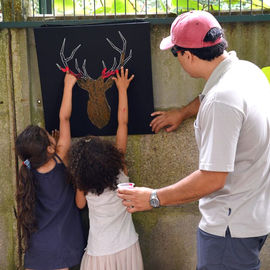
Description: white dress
80,171,144,270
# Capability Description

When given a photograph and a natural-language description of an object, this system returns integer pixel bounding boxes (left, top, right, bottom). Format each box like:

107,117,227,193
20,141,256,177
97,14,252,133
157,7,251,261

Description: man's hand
118,187,153,213
150,97,200,133
150,109,184,133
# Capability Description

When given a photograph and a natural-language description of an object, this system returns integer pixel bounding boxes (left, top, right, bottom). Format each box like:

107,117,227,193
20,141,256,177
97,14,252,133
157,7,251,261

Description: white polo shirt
195,51,270,237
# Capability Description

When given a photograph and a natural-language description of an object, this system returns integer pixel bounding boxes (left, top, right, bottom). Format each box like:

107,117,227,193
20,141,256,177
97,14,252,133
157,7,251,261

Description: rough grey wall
1,21,270,270
0,28,31,270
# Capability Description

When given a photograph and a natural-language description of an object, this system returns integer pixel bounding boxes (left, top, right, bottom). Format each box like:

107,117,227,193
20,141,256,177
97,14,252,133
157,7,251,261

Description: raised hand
51,129,60,144
64,72,77,89
112,67,134,91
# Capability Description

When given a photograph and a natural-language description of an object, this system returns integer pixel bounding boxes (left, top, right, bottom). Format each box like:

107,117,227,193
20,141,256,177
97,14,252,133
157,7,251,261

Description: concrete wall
1,21,270,269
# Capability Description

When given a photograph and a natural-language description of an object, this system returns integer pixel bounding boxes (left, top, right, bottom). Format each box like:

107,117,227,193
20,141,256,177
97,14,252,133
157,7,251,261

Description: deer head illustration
56,31,132,129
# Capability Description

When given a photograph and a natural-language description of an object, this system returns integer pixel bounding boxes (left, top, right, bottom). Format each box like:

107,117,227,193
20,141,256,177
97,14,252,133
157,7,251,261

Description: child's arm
75,189,87,209
113,67,134,153
112,67,134,175
56,73,77,164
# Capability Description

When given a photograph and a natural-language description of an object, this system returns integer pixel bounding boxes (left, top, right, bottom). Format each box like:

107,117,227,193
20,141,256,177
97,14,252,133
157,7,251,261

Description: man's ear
47,145,55,154
184,51,195,62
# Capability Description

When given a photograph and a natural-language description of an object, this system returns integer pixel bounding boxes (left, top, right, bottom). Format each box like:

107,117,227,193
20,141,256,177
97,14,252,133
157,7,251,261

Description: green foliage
94,0,136,14
55,0,74,13
262,66,270,84
44,0,270,15
171,0,201,13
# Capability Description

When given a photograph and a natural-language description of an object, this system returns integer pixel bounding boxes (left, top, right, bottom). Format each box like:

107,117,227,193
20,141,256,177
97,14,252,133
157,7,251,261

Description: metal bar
43,0,47,17
114,0,116,18
84,0,86,16
94,0,96,17
63,0,66,17
240,0,242,14
12,0,15,21
32,0,35,17
2,14,270,29
53,0,55,16
22,0,25,21
145,0,147,15
1,0,4,22
125,0,126,15
73,0,76,16
135,0,137,16
104,0,106,16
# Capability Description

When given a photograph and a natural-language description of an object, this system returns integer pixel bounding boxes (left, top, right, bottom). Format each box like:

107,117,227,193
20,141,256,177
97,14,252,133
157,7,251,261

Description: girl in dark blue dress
15,73,85,270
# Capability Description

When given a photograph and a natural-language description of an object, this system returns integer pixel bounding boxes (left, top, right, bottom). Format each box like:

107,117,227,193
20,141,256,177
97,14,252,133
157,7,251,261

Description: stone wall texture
1,20,270,269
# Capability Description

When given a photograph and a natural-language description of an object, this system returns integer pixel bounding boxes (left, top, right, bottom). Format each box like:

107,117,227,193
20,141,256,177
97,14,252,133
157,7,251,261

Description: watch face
150,198,159,208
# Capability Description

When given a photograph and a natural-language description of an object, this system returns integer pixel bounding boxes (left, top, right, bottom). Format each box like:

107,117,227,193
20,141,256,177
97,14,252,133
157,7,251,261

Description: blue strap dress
24,154,85,270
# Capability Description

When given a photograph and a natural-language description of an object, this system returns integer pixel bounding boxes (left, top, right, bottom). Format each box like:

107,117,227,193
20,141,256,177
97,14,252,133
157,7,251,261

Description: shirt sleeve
198,101,244,172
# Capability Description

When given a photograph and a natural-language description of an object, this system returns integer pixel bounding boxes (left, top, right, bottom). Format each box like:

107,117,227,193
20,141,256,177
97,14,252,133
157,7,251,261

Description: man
118,10,270,270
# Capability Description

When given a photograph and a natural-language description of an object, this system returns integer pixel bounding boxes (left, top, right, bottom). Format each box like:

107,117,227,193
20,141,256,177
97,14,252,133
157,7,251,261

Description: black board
34,21,154,137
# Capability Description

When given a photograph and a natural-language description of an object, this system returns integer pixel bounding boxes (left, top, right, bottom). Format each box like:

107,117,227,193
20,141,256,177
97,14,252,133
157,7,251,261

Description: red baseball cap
160,11,222,50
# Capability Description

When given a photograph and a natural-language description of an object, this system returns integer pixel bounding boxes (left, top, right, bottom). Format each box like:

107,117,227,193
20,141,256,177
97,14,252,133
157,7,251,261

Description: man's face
177,51,201,79
170,45,202,78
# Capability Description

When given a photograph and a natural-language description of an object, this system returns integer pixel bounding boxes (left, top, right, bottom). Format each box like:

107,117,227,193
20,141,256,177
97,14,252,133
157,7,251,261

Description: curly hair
69,136,125,195
15,125,51,267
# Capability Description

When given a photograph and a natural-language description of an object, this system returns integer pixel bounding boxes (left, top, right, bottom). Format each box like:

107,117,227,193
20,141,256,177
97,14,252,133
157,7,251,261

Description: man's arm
150,96,200,133
118,170,228,213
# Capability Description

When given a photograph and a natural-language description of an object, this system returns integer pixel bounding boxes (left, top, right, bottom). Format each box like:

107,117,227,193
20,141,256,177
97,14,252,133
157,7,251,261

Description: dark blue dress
24,154,85,270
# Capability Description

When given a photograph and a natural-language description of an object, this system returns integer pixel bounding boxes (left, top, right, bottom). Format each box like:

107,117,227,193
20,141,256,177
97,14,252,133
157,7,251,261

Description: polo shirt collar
200,51,239,102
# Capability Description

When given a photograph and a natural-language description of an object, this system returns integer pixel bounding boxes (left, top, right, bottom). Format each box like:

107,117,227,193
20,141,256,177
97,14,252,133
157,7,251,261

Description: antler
75,59,93,81
56,38,81,78
102,31,132,79
66,31,132,80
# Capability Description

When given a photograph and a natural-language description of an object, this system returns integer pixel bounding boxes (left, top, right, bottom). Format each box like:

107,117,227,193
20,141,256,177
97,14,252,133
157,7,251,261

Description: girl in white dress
69,67,144,270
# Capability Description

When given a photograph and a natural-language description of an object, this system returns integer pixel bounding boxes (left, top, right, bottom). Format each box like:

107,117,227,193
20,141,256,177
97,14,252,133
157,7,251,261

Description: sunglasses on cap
171,45,185,57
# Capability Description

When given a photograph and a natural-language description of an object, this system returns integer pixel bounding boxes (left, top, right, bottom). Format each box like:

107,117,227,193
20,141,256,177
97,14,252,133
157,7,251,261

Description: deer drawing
56,31,132,129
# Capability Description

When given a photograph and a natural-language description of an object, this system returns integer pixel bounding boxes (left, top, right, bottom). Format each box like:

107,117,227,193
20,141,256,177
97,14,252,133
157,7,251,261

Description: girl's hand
51,129,60,144
112,67,134,91
64,72,77,88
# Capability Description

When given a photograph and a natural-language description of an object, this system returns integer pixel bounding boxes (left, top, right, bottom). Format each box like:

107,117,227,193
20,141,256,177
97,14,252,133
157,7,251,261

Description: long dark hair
15,125,51,267
69,136,125,195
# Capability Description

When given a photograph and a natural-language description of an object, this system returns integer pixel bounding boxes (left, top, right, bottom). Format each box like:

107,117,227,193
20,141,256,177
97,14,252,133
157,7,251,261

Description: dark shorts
196,227,267,270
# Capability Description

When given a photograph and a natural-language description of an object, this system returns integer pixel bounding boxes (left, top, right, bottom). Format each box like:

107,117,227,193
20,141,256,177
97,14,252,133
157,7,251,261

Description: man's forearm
180,96,200,121
157,170,227,206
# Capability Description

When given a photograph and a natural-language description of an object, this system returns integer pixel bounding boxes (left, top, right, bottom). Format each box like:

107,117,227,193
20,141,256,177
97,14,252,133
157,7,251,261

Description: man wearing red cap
118,11,270,269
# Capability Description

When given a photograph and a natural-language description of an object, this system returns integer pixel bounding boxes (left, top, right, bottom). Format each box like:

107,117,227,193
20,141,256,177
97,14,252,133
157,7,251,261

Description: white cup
117,182,135,190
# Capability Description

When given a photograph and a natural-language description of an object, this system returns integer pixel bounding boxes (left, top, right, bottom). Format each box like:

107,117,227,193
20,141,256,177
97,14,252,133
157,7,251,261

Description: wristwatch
150,189,160,208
